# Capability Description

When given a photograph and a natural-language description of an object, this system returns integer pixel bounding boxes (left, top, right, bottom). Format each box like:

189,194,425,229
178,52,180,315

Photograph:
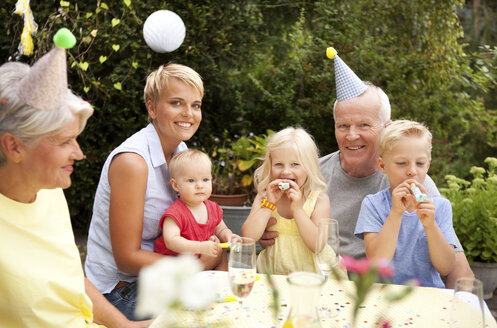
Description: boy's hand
413,183,436,228
391,181,416,215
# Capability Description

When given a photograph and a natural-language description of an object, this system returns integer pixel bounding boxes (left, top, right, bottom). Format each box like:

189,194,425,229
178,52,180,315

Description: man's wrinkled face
334,88,384,177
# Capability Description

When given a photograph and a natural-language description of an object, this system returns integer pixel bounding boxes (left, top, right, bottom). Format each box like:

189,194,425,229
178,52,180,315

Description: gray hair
0,62,93,165
333,81,391,124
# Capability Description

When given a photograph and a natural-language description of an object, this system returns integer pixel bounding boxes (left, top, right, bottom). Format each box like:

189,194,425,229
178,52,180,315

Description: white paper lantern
143,10,185,53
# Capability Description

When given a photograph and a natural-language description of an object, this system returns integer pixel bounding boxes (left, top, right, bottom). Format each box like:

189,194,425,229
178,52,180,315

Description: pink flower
341,255,371,274
375,258,394,278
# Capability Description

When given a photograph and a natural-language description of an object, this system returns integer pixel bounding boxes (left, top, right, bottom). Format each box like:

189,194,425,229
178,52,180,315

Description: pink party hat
17,28,76,110
326,47,367,102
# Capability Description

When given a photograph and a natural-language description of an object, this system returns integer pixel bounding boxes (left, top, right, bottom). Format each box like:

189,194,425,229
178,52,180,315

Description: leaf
113,82,122,90
111,18,121,27
90,29,98,37
60,0,70,7
123,0,131,7
132,62,138,69
99,56,108,64
112,44,120,52
79,62,89,71
83,86,90,93
100,2,109,10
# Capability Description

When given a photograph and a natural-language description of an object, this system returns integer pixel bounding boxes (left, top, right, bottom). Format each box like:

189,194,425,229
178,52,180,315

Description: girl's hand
266,179,286,204
391,181,416,215
413,183,436,228
285,180,304,215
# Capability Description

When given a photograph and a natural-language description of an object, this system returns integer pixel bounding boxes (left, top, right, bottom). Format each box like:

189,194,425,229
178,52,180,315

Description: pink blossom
341,255,371,274
375,258,394,278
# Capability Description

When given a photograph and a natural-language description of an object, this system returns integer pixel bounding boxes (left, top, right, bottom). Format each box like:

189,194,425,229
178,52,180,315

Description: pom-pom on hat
143,10,185,53
326,47,367,102
17,28,76,110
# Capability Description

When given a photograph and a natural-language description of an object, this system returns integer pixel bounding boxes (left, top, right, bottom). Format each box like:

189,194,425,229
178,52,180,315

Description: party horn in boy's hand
220,242,231,248
410,183,427,202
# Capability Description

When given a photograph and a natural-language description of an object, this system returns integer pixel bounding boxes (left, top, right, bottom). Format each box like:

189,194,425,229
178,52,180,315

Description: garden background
1,0,496,232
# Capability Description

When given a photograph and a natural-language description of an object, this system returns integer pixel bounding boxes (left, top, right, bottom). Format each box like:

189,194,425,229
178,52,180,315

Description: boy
154,149,237,270
354,120,457,288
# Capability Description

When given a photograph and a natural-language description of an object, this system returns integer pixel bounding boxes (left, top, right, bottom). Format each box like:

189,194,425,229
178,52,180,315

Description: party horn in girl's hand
410,183,427,202
220,242,231,248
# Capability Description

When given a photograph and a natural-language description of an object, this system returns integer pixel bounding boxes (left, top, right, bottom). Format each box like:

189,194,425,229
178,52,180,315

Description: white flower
179,275,217,311
135,255,203,318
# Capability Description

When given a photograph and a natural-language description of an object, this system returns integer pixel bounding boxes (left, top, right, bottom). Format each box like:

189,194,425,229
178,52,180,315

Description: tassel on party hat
17,28,76,110
326,47,367,102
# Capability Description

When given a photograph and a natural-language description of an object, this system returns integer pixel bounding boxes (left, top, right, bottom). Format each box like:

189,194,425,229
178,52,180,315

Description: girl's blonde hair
378,120,432,159
254,127,327,197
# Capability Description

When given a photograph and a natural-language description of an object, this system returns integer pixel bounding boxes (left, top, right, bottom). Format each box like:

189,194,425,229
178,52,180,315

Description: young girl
242,127,338,275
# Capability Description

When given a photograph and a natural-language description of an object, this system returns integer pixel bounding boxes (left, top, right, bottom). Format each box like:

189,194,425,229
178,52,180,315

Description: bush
440,157,497,263
1,1,496,231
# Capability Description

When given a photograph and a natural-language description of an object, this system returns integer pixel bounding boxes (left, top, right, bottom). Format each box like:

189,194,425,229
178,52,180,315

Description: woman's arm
108,153,163,275
85,278,151,328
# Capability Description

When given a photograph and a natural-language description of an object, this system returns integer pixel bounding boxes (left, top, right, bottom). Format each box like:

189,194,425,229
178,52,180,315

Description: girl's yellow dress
257,191,341,276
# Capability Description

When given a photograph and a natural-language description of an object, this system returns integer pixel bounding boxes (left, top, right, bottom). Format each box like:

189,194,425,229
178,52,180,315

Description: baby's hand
200,239,222,257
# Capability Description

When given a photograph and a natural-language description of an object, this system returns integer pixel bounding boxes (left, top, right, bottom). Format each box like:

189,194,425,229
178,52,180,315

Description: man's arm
257,217,279,248
445,252,474,289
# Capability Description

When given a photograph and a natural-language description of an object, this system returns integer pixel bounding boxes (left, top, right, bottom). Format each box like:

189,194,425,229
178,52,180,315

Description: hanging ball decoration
143,10,185,53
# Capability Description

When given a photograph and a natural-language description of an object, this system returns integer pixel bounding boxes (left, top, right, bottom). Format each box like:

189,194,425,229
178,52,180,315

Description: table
150,271,497,328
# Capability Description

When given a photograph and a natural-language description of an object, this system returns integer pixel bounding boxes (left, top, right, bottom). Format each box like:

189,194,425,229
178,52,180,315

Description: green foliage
199,130,273,199
1,0,496,231
440,157,497,263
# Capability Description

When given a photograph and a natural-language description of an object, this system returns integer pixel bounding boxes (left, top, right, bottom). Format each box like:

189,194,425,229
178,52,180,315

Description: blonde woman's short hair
169,149,211,178
378,120,432,159
143,63,203,118
254,127,327,197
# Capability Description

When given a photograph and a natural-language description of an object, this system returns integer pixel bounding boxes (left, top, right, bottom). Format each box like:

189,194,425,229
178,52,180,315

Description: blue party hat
326,47,367,101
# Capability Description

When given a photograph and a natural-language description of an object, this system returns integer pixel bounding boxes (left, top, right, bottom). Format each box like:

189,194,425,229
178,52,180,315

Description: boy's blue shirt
355,188,458,288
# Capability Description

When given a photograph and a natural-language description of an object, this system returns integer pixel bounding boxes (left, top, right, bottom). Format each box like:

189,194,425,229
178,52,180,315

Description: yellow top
326,47,337,59
257,191,342,275
0,188,103,328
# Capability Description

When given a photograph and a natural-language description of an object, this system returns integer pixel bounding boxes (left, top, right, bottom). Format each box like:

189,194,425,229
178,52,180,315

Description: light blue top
85,123,186,293
354,188,458,288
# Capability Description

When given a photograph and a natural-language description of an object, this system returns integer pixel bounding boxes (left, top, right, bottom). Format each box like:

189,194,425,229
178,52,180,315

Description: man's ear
170,178,179,192
0,132,25,163
378,156,386,174
146,100,156,120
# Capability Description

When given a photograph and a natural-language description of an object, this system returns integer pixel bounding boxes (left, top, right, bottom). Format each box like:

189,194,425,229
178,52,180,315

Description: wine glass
228,237,256,308
450,277,485,328
314,218,340,318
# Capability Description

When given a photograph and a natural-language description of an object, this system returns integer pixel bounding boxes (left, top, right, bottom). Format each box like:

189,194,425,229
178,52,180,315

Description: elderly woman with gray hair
0,30,150,328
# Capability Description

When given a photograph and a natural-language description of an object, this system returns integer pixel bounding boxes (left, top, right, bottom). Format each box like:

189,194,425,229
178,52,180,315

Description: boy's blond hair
169,149,211,178
378,120,432,159
254,127,327,197
143,63,203,120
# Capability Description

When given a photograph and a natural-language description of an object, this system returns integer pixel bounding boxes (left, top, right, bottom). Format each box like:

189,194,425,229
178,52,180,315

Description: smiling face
147,78,202,146
270,146,308,188
334,88,385,178
378,136,431,192
22,117,84,191
171,159,212,206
